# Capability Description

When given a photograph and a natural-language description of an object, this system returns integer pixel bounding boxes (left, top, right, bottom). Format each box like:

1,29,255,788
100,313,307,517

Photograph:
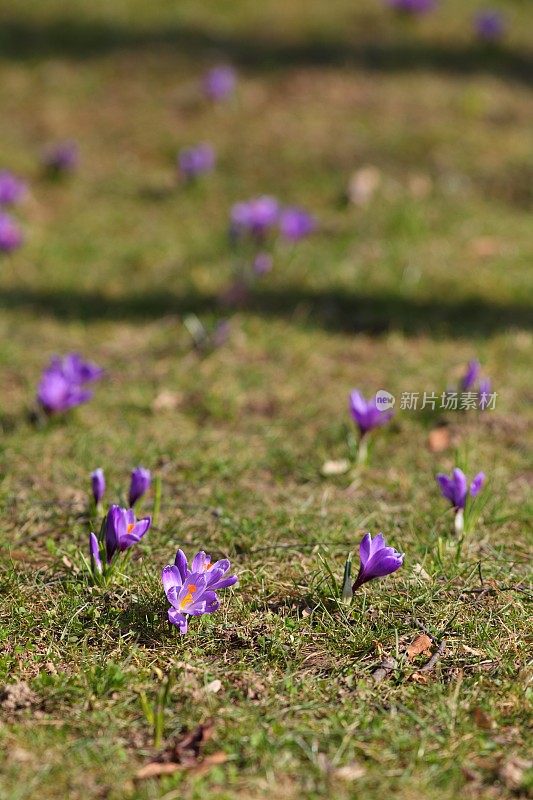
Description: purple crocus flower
0,213,23,253
436,468,485,511
352,532,404,592
349,390,394,437
128,467,151,507
89,532,103,574
279,207,316,242
42,141,79,173
387,0,437,13
178,144,215,180
460,359,480,391
252,252,273,276
230,196,279,241
0,171,27,206
36,353,103,415
91,468,105,506
203,65,237,101
162,548,237,634
104,504,151,562
474,10,506,42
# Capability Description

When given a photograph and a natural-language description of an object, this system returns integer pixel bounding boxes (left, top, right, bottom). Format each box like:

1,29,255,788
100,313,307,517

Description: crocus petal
359,533,372,566
436,474,455,504
168,608,188,634
452,468,468,509
89,532,102,574
120,516,151,549
174,549,189,582
188,591,220,616
191,551,209,573
470,472,486,497
162,565,183,598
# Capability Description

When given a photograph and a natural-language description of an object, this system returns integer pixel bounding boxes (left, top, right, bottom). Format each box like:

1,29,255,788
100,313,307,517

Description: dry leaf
152,390,182,412
406,634,433,660
428,427,451,453
188,751,228,776
136,762,180,780
321,459,351,477
334,763,366,781
348,166,381,206
499,757,531,791
204,679,222,694
471,707,493,730
410,672,430,684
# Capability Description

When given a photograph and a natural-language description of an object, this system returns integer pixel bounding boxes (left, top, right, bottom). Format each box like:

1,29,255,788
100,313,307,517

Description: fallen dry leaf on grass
406,634,433,660
471,707,494,730
135,720,226,780
427,427,451,453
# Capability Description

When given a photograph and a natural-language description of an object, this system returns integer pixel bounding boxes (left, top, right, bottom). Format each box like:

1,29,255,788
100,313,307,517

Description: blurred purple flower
128,467,151,507
212,319,232,348
0,171,27,206
387,0,437,13
349,390,394,437
42,141,79,173
230,196,279,241
37,353,103,415
162,548,237,634
0,213,23,253
104,504,151,562
89,532,103,574
436,467,485,510
203,65,237,101
91,468,106,505
279,207,316,242
460,359,480,391
178,143,215,180
352,532,404,592
252,252,273,275
475,10,505,41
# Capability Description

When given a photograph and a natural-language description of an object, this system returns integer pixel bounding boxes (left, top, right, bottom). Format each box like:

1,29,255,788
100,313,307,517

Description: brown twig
417,639,446,674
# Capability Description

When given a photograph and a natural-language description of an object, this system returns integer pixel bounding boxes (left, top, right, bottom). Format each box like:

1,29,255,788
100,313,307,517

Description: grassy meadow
0,1,532,798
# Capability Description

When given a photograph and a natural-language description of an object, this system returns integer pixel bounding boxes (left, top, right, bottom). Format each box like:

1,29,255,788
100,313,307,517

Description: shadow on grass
1,285,531,337
0,18,531,85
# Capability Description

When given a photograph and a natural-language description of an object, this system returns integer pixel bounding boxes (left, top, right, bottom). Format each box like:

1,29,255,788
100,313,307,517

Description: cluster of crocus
0,171,27,206
203,65,237,102
162,549,237,634
387,0,437,14
437,467,485,534
90,466,151,510
0,212,23,254
349,390,394,464
42,141,79,175
342,532,404,600
178,143,216,181
474,10,505,42
37,353,103,416
89,505,152,577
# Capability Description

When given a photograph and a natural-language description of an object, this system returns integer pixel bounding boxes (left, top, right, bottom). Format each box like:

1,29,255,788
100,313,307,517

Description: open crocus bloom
436,468,485,511
178,549,238,591
37,353,103,415
349,390,394,437
104,504,151,562
162,568,220,634
352,532,404,592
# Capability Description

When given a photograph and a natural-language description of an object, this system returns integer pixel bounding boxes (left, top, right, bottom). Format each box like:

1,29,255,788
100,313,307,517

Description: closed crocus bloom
349,390,394,437
104,504,151,562
203,65,236,101
460,359,480,391
178,144,215,180
475,10,505,42
352,532,404,592
42,141,79,173
90,468,105,505
128,467,151,507
0,171,27,206
89,532,103,574
279,207,316,242
0,213,23,253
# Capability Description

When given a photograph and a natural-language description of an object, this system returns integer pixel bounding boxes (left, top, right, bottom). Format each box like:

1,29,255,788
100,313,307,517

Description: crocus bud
128,467,151,507
91,468,105,506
